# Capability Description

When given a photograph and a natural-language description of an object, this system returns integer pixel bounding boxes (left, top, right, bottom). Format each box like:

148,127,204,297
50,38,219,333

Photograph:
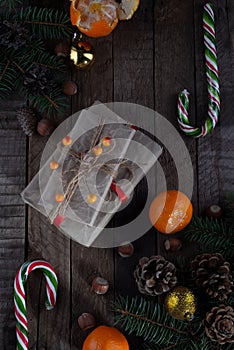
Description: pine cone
16,107,37,136
204,305,234,344
0,20,29,49
23,64,54,95
191,253,233,301
134,255,177,296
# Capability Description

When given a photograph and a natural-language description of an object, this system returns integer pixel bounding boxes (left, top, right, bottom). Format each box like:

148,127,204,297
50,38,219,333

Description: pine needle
183,218,234,260
14,7,73,39
113,296,196,347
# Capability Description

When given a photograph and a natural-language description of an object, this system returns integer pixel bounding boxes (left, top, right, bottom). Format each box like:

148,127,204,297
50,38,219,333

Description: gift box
22,103,162,247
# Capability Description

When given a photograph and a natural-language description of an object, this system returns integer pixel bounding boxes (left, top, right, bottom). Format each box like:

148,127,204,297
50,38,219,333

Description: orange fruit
149,190,193,234
117,0,140,20
82,325,129,350
70,0,119,38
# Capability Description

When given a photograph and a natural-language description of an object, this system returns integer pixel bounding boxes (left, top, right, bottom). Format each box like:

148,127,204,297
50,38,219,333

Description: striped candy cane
14,260,58,350
177,3,220,137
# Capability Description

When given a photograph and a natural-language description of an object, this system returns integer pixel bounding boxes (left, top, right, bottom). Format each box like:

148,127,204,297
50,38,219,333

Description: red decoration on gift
111,181,128,203
53,215,65,227
130,124,138,130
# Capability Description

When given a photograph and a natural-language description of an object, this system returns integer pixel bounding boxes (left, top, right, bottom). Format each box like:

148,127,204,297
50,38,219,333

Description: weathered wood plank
70,19,114,350
113,0,156,302
196,0,234,211
24,0,72,346
154,0,198,267
154,0,197,198
0,96,26,350
27,136,71,350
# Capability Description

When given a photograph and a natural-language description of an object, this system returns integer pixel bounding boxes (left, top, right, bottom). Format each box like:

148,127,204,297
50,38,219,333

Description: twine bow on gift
49,120,132,225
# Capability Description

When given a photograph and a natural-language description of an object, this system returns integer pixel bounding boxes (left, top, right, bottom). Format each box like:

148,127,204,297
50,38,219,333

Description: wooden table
0,0,233,349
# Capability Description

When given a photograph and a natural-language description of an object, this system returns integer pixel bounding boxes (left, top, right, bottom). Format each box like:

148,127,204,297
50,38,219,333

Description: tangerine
82,325,129,350
118,0,140,20
149,190,193,234
70,0,119,38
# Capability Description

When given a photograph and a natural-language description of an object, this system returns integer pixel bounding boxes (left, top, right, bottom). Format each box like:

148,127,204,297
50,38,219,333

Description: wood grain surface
0,96,26,349
0,0,233,349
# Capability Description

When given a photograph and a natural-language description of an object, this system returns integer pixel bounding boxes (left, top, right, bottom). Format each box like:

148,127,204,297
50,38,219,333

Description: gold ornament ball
93,146,103,156
70,41,95,70
62,136,72,146
50,160,59,170
87,193,97,204
101,136,112,147
165,286,196,321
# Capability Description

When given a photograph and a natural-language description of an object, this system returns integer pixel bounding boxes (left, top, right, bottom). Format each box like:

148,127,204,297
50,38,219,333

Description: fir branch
14,7,74,39
0,0,22,12
226,289,234,307
167,255,194,287
32,51,67,72
223,196,234,226
0,60,10,81
183,218,234,260
116,308,188,335
113,296,194,347
26,87,67,116
0,58,18,98
143,337,210,350
11,59,25,73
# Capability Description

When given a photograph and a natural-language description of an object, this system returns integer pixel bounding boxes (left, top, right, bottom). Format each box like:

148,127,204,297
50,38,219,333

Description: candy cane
14,260,58,350
177,3,220,137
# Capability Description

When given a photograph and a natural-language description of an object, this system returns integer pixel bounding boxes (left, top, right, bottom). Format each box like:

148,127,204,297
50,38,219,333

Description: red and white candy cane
177,3,220,137
14,260,58,350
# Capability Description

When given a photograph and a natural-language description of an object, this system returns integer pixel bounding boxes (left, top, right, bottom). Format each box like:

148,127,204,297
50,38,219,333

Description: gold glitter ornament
165,286,196,321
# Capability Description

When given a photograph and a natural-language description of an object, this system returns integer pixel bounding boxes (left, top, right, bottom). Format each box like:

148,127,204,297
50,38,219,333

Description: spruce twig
115,308,189,335
113,296,198,347
15,7,73,39
0,3,73,116
183,218,234,260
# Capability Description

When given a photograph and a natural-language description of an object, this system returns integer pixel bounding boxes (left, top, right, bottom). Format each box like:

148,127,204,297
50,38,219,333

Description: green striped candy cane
177,3,220,137
14,260,58,350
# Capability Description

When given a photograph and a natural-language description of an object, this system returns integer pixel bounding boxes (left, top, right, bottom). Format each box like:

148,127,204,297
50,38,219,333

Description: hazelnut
62,81,78,96
55,41,70,57
78,313,96,331
37,119,55,136
92,277,109,295
118,242,134,257
206,205,223,219
164,238,182,252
